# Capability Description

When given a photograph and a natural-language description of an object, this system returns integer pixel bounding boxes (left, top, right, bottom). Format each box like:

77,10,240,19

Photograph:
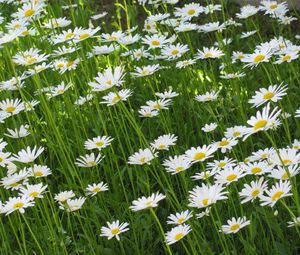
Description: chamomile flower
5,124,30,138
243,103,281,140
224,126,248,139
165,224,191,245
84,136,113,151
249,83,288,107
0,98,25,115
195,91,219,102
3,196,35,215
202,122,217,132
19,183,48,200
260,180,292,207
61,197,86,212
269,148,300,166
185,144,218,163
138,107,159,118
188,183,228,208
243,161,273,175
191,170,215,180
214,166,246,185
151,134,177,150
215,138,238,153
174,3,203,20
269,165,300,180
128,148,157,165
54,190,75,204
75,153,103,168
163,155,191,174
100,221,129,241
130,192,166,211
239,177,268,203
142,34,169,49
145,99,172,111
13,48,48,66
131,64,160,77
220,217,250,234
43,18,72,29
167,210,193,225
176,58,197,69
155,88,179,99
0,169,28,191
86,182,109,197
12,146,44,163
242,48,272,68
196,47,224,59
236,5,259,19
46,82,72,99
101,89,133,106
161,43,189,59
29,164,52,178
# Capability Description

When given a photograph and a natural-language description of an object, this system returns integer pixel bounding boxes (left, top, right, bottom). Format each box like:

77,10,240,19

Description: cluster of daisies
0,0,300,248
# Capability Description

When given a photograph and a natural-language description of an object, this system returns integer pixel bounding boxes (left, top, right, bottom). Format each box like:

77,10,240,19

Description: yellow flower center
57,89,65,94
24,9,35,17
140,157,146,163
219,140,229,146
151,40,160,46
204,53,213,58
111,228,120,235
188,9,196,15
272,191,284,201
26,57,37,64
218,162,226,168
226,174,237,181
6,106,16,113
66,61,74,67
146,200,153,206
153,104,161,110
14,24,21,29
263,92,274,100
233,131,241,137
92,187,101,193
112,95,123,104
95,141,105,147
177,218,185,224
171,49,179,55
66,32,75,39
22,31,29,36
109,36,117,41
88,161,96,166
251,189,260,197
194,152,206,161
10,182,19,187
282,55,291,62
141,70,150,75
175,233,184,241
79,33,90,40
282,159,291,166
254,120,268,130
230,224,240,231
34,171,43,177
13,202,24,209
281,172,289,179
57,63,65,68
106,80,112,85
175,166,184,172
270,4,278,9
29,191,39,198
202,198,209,206
254,54,265,63
251,167,262,174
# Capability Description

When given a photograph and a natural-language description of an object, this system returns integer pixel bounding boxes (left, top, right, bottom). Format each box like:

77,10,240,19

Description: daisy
207,157,237,172
167,210,193,225
92,45,119,56
174,3,203,20
196,207,211,219
5,124,30,139
130,192,166,211
196,47,224,59
128,148,157,165
24,100,40,111
188,183,228,208
100,221,129,241
0,139,7,151
185,144,218,163
91,12,108,20
221,217,250,234
46,82,72,99
165,224,191,245
155,88,179,99
269,165,300,180
191,170,215,180
131,64,160,77
101,89,133,106
249,83,288,107
0,98,25,115
244,161,273,175
142,34,169,49
88,66,125,92
13,48,48,66
163,155,191,174
61,197,86,212
259,1,288,17
236,5,259,19
274,51,299,64
260,180,292,207
151,134,177,151
130,47,150,60
176,59,196,69
101,31,125,43
3,196,35,215
287,217,300,227
202,122,217,132
75,153,103,168
145,99,172,111
86,182,109,197
0,169,28,190
224,126,248,139
138,107,159,118
215,138,238,153
249,148,275,162
43,18,72,29
161,43,189,59
74,27,100,42
269,148,300,166
29,164,52,178
198,21,225,33
243,103,281,140
239,177,268,203
195,91,219,102
241,48,272,68
12,146,44,163
240,30,257,39
84,135,113,150
54,191,75,204
74,94,93,106
214,166,246,185
13,3,44,20
19,183,48,200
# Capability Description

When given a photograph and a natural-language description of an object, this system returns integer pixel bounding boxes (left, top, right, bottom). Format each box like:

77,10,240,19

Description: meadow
0,0,300,254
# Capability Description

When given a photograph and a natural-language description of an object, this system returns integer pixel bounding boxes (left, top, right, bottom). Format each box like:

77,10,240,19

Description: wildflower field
1,0,300,254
